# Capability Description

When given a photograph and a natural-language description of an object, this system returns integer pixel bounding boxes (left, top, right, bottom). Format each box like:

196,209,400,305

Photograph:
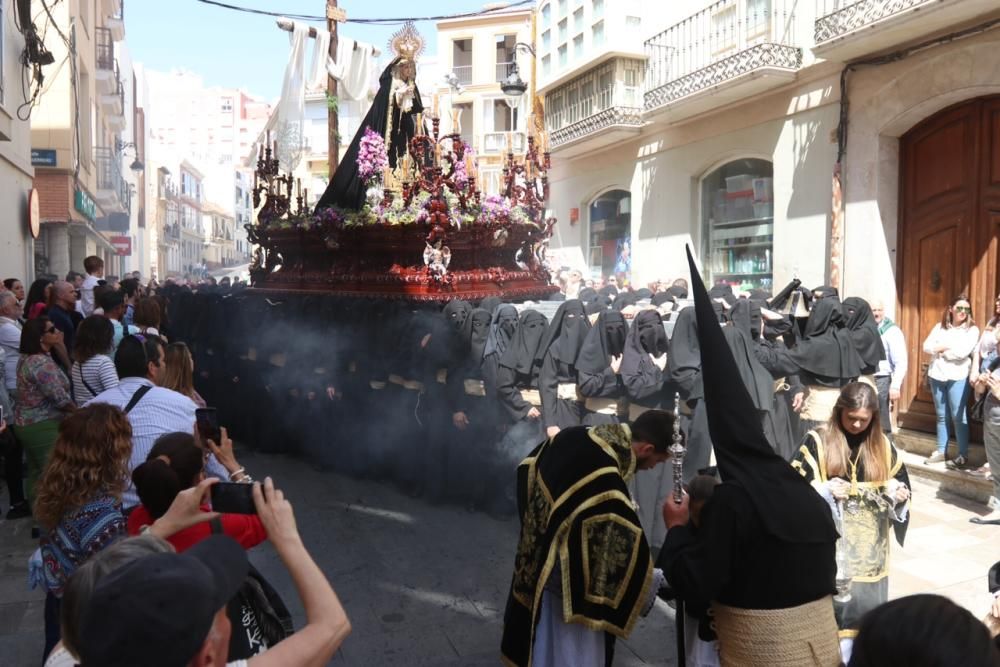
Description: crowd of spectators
0,257,349,665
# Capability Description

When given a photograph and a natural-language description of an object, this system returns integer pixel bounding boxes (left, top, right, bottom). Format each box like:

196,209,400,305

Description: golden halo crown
388,21,425,61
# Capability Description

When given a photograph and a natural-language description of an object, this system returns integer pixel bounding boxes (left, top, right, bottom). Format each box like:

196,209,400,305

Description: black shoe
946,455,969,470
31,526,40,539
5,501,30,520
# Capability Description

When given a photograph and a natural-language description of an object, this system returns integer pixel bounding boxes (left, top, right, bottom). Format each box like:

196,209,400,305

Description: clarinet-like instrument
670,393,686,503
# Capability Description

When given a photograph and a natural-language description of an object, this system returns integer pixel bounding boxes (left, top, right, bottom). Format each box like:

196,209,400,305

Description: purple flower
357,128,389,184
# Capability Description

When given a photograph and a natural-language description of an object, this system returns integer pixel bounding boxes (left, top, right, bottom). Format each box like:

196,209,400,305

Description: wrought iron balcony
813,0,998,62
95,147,126,213
644,0,802,119
550,106,643,153
95,30,116,95
106,0,125,41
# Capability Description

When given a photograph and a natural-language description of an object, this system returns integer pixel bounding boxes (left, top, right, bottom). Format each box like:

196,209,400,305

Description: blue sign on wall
31,149,57,166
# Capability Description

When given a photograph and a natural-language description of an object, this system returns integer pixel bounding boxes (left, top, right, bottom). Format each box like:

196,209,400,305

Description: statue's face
397,60,415,81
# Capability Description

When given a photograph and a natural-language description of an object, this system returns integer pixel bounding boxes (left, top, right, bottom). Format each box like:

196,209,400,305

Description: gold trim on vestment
579,512,644,609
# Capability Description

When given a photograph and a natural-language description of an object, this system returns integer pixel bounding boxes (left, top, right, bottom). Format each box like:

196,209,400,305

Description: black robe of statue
315,58,424,212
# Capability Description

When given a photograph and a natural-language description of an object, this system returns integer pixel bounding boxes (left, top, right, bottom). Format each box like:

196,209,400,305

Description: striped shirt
86,377,229,507
71,355,120,404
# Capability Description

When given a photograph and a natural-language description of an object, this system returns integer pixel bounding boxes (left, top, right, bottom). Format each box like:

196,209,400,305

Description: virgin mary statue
314,22,425,212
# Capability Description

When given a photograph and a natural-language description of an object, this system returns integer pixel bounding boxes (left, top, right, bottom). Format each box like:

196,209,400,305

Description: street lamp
115,138,145,172
499,42,535,100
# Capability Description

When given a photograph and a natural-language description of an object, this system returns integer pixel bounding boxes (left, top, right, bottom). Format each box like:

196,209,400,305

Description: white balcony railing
815,0,929,44
453,65,473,86
481,131,527,155
644,0,801,112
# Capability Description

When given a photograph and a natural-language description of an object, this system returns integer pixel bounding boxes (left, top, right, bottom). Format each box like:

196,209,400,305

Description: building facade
433,7,532,195
0,0,35,283
30,0,131,279
541,0,1000,428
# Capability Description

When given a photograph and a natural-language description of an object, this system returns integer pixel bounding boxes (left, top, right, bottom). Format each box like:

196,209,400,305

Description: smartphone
210,482,257,515
195,407,221,445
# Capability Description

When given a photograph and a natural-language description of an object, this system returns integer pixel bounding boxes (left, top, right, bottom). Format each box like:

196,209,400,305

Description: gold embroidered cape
501,424,653,667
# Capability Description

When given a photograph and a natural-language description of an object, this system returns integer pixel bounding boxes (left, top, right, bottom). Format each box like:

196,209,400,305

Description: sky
126,0,513,101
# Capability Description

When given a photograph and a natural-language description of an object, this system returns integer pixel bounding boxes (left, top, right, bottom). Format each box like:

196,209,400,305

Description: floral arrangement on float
245,21,557,300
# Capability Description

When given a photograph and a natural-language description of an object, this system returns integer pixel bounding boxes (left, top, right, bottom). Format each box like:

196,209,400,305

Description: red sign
110,236,132,256
570,207,579,225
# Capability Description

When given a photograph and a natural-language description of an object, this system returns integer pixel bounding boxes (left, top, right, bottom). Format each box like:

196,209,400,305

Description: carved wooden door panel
898,100,980,432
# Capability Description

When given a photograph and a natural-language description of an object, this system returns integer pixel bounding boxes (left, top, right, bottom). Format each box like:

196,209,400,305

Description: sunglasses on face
955,306,972,313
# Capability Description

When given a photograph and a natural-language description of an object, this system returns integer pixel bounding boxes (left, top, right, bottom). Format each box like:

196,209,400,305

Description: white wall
0,2,35,283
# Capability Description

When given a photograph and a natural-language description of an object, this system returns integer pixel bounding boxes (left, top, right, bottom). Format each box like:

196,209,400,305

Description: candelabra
502,135,550,223
670,393,686,503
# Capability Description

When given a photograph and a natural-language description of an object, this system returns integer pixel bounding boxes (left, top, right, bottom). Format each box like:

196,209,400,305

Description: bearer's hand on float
526,407,541,420
546,425,561,439
206,427,241,476
792,392,805,412
652,353,667,371
662,492,689,530
453,411,470,430
610,354,623,374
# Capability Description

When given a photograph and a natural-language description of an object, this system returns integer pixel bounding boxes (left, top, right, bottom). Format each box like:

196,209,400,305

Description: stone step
895,447,993,506
894,427,987,465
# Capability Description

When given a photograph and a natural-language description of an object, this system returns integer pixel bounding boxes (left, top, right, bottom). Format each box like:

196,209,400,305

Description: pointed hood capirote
685,247,838,545
499,309,549,376
575,311,627,375
535,299,590,366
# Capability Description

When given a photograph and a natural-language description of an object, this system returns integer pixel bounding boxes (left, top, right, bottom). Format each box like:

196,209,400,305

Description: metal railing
550,106,643,148
496,61,517,82
644,0,801,109
815,0,932,44
453,65,473,85
96,28,114,70
482,131,527,154
95,147,121,191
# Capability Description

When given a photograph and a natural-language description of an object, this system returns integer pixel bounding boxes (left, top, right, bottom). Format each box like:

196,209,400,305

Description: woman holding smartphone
922,296,980,469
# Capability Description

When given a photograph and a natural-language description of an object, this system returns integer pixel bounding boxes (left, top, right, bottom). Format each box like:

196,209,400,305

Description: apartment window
453,39,473,85
541,3,551,27
592,20,605,47
558,18,567,42
573,8,584,32
541,55,551,76
496,34,516,82
544,59,639,131
558,44,567,68
220,97,233,113
593,0,604,19
557,0,567,16
626,16,641,30
542,29,551,51
452,102,473,146
573,34,584,58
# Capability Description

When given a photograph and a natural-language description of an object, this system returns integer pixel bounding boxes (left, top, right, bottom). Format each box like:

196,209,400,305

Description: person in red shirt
127,431,266,552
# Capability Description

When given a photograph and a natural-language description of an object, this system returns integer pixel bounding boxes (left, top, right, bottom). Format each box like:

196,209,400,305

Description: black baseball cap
78,535,248,667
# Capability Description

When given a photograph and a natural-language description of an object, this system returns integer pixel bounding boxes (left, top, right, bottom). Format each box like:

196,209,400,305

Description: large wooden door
898,97,1000,432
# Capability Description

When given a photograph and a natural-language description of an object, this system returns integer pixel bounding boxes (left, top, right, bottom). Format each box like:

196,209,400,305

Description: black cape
787,297,864,386
535,299,590,366
500,310,548,376
315,58,424,212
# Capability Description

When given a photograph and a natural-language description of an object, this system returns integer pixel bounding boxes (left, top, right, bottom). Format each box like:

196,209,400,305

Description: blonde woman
160,342,206,408
792,382,910,661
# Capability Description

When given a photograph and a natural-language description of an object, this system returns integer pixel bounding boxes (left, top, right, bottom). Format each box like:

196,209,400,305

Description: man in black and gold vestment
501,410,676,667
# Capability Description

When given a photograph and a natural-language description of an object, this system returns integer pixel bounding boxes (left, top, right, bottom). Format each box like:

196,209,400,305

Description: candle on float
416,113,423,135
303,188,308,205
296,178,302,198
432,93,440,116
506,132,512,154
402,153,411,180
434,142,442,166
